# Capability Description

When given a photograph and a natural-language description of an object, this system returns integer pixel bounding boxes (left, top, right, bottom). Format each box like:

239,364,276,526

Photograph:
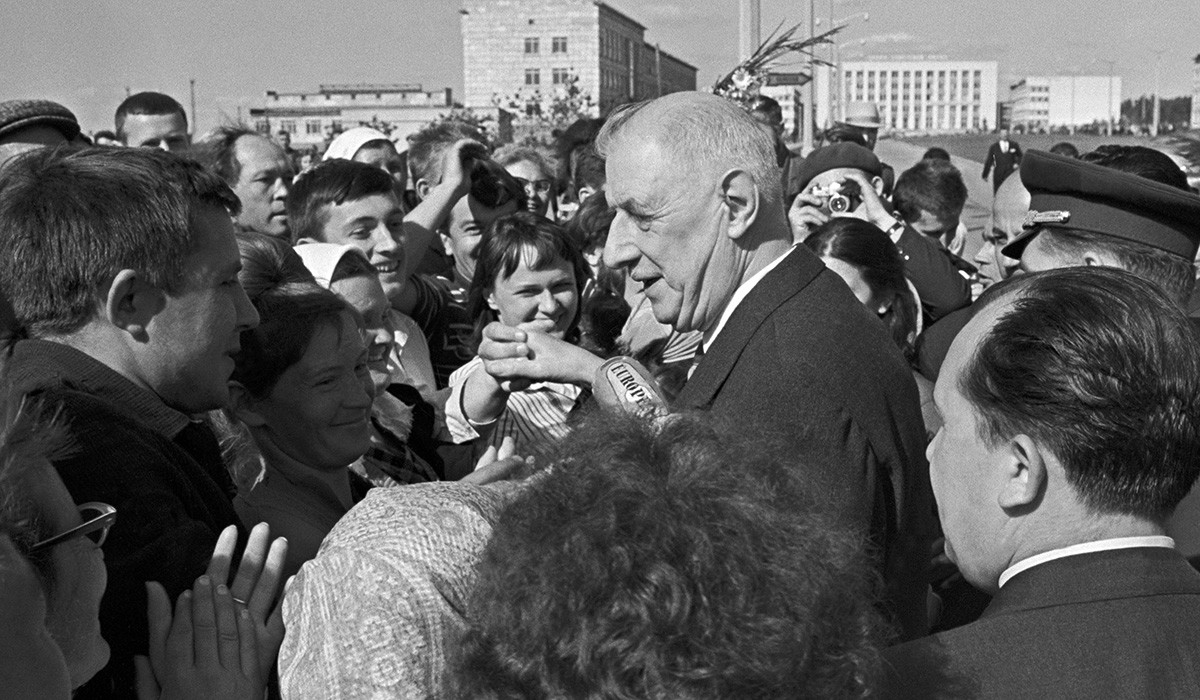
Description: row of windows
600,28,631,64
848,69,983,91
524,68,575,86
524,36,568,54
260,119,343,136
879,105,981,129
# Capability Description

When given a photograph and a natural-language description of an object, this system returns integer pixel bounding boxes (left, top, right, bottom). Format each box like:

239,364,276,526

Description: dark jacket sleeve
981,144,995,178
46,391,239,698
895,225,972,323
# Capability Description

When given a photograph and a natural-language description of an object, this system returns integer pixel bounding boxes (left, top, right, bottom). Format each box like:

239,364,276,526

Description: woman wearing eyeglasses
0,403,288,699
494,145,556,219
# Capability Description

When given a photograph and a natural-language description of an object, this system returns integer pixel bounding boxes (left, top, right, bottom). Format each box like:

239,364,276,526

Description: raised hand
203,523,288,678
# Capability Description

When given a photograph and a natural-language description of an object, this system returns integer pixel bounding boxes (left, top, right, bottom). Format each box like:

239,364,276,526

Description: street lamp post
1099,59,1116,136
1151,50,1164,137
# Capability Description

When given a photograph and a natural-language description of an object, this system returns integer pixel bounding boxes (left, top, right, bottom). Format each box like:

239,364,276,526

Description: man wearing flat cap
0,98,82,168
884,266,1200,698
789,142,972,322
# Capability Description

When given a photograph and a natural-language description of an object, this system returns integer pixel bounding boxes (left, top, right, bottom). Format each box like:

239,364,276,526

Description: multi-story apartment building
818,59,999,133
1008,75,1121,132
248,84,455,151
461,0,697,116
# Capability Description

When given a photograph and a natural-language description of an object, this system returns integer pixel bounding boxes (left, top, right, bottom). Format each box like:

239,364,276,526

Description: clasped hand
477,322,603,390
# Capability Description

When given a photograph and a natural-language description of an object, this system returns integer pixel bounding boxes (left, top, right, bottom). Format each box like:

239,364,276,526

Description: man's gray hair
596,93,782,209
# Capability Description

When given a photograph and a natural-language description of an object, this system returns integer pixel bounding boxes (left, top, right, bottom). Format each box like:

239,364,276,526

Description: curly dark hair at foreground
453,412,886,699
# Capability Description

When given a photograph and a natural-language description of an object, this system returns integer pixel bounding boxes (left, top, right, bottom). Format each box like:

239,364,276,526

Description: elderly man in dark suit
472,92,932,641
885,266,1200,699
981,129,1022,193
599,92,932,640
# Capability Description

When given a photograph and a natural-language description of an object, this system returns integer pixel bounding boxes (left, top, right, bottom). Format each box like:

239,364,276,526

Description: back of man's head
114,92,187,140
0,145,239,337
407,122,485,193
595,92,782,211
191,124,261,186
893,158,968,225
287,159,397,244
966,267,1200,521
569,145,605,200
1081,145,1190,192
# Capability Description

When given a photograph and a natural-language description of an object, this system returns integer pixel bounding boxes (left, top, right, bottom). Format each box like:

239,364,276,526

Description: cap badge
1023,210,1071,228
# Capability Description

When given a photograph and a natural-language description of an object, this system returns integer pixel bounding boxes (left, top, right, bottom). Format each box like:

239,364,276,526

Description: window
254,120,270,134
552,68,570,84
305,120,322,135
524,37,539,54
552,36,567,53
525,68,540,86
280,119,297,134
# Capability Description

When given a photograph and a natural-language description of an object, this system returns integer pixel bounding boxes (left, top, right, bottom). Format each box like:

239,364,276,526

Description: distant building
1191,54,1200,128
460,0,697,116
816,58,999,134
248,84,455,151
761,72,809,139
1008,75,1121,132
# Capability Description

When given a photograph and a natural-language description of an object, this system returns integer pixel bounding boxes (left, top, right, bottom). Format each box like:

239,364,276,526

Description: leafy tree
493,72,598,148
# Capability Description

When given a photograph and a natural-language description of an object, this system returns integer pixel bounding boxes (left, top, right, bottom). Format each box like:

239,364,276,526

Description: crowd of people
0,83,1199,700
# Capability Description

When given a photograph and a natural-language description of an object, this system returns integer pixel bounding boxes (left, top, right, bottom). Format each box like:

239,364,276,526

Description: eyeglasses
514,177,553,195
27,503,117,554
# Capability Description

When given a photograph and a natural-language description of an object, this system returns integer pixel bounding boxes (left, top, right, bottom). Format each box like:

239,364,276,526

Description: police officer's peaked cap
1002,149,1200,261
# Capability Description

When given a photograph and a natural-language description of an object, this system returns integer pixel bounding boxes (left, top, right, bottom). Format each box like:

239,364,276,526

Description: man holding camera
789,143,972,322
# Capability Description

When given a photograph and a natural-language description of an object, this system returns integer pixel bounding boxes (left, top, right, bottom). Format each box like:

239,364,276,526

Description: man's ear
227,381,267,428
577,185,595,203
486,290,499,313
870,176,885,197
415,178,433,201
719,169,760,240
998,434,1047,511
439,232,454,257
105,269,165,342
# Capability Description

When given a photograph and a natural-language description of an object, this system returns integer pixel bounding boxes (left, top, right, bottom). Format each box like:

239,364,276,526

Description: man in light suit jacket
981,129,1022,192
884,266,1200,699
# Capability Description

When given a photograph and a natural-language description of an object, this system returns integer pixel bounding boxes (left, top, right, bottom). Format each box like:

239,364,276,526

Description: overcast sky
2,0,1196,134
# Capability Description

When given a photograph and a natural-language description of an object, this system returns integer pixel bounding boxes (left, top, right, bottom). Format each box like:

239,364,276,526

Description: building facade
823,59,999,134
1191,54,1200,128
248,84,455,151
1008,75,1121,132
461,0,697,116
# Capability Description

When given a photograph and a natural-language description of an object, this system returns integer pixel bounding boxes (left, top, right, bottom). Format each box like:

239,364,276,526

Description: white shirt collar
998,535,1175,588
701,246,795,354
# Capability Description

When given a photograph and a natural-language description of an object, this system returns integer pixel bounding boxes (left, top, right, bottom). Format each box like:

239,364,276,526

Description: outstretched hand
135,524,288,699
461,436,536,485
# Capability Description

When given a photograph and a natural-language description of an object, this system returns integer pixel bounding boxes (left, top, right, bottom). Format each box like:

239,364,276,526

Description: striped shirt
445,356,582,457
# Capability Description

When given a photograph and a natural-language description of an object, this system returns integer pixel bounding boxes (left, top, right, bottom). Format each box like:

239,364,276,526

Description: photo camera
810,180,863,214
469,158,527,210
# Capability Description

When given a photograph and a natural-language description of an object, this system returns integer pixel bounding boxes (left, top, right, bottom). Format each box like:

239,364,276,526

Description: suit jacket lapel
674,246,825,410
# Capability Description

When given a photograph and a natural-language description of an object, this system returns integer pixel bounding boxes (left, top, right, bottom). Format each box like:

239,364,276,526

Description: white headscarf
292,242,368,288
322,127,391,162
